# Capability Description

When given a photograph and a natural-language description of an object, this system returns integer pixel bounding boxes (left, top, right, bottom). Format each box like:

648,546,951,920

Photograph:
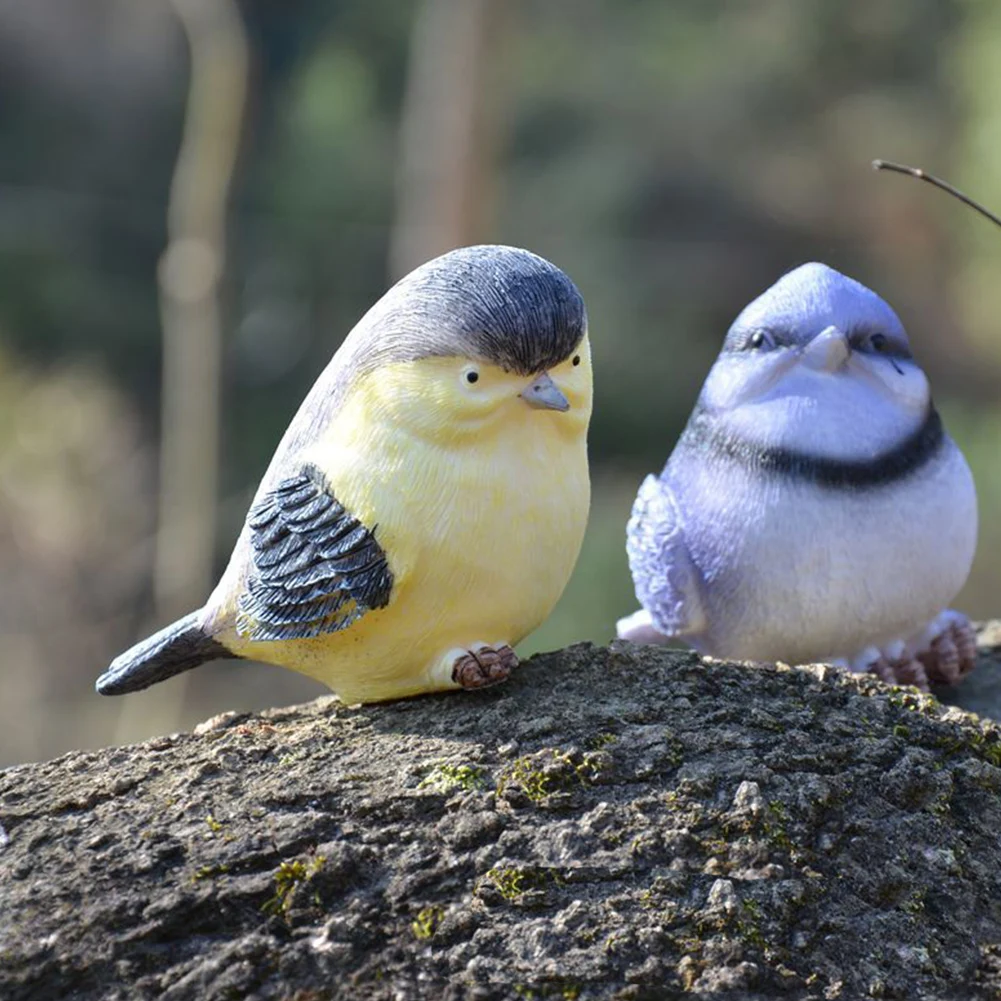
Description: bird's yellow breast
226,346,592,702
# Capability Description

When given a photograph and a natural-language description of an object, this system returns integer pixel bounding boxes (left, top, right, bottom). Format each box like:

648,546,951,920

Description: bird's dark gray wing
625,475,707,637
236,464,393,642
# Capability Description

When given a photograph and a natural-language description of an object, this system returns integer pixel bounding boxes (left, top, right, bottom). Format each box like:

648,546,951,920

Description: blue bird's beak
520,372,570,411
801,326,851,373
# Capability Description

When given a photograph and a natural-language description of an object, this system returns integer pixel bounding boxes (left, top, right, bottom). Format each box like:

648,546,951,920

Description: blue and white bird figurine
617,263,978,690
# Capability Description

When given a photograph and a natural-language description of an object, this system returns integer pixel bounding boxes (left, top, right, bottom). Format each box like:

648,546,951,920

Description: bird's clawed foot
864,650,931,691
451,644,519,690
849,610,978,691
914,610,978,686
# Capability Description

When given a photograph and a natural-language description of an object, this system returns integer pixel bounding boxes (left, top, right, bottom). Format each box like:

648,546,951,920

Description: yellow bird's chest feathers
367,411,587,639
229,357,591,702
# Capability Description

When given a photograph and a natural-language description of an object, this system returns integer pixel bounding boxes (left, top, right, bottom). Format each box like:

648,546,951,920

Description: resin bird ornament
617,262,977,690
98,245,592,704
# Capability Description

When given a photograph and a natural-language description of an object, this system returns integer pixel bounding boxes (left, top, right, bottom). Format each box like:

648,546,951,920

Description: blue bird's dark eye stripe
744,329,775,351
849,325,912,360
721,326,781,353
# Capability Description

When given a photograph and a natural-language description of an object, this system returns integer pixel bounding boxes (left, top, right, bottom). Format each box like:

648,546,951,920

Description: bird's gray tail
96,611,237,696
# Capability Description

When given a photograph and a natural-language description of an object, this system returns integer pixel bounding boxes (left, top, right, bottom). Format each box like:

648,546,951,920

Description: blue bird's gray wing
625,475,707,638
235,464,394,642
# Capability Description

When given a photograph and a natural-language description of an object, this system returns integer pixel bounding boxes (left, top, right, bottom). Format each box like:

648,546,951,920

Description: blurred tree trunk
154,0,248,621
117,0,248,743
390,0,509,280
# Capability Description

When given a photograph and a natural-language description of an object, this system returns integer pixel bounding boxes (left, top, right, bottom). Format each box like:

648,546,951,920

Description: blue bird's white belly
676,440,977,665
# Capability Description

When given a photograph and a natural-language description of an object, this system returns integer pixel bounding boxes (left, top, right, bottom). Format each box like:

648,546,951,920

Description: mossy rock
3,630,1001,1000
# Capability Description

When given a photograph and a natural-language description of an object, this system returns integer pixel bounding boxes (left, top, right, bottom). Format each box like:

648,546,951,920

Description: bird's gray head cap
343,245,587,377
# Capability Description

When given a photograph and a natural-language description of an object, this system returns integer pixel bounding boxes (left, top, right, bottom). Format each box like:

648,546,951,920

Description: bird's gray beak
801,326,851,372
520,372,570,411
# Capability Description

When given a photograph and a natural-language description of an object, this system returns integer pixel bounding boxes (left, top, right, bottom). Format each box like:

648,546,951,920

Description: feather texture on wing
236,464,393,642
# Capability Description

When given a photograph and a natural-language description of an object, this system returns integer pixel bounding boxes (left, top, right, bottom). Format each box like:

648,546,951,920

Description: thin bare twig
872,159,1001,231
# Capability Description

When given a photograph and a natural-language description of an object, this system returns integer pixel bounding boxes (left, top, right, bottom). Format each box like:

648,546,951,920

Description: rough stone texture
4,630,1001,1001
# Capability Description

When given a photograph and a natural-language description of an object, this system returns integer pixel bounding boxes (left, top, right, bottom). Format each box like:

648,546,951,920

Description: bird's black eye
466,370,479,384
572,355,581,366
747,330,769,350
870,333,889,353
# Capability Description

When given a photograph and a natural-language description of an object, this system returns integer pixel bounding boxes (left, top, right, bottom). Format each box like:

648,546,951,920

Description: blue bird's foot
844,611,977,692
451,644,519,690
864,650,931,691
914,610,978,687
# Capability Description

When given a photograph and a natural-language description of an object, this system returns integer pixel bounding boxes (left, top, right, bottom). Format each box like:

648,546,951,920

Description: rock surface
4,632,1001,1001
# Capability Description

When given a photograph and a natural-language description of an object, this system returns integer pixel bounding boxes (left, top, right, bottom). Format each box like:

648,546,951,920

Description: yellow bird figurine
97,245,592,703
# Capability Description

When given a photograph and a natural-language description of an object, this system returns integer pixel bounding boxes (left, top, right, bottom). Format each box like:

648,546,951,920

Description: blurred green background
2,0,1000,767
